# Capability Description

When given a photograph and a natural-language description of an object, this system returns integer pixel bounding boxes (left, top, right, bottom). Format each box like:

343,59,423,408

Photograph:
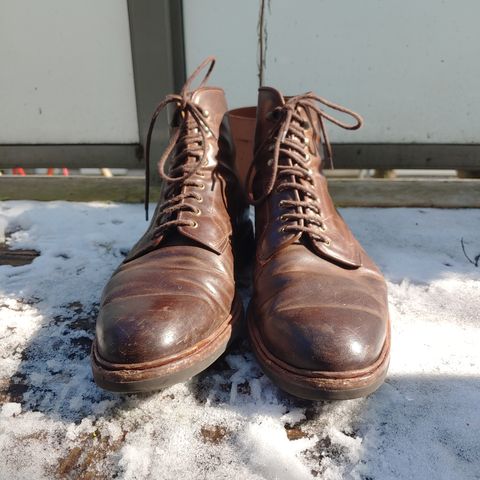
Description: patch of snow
1,402,21,417
0,201,479,479
0,214,8,244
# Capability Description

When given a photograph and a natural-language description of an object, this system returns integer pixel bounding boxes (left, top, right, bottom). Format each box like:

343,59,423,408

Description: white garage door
0,0,139,144
184,0,480,144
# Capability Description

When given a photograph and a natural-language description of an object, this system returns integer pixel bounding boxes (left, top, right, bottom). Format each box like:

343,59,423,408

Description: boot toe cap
95,293,218,365
258,303,387,372
94,247,234,366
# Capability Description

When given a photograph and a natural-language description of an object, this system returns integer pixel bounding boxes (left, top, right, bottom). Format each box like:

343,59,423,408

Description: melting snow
0,201,479,479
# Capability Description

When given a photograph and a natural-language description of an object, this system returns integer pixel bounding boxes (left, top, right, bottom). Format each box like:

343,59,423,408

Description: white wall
0,0,139,144
183,0,480,144
183,0,259,110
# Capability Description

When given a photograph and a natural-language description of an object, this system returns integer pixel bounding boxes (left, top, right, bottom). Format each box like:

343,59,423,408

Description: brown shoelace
144,57,217,237
246,93,363,243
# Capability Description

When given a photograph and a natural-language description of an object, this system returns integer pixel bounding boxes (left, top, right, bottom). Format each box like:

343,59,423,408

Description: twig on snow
460,237,480,267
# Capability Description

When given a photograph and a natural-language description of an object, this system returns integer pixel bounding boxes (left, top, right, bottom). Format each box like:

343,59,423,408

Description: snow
0,214,7,244
0,201,479,480
0,403,21,418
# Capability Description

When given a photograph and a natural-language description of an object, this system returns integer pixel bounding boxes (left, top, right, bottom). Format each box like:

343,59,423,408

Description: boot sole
248,308,391,400
91,294,244,393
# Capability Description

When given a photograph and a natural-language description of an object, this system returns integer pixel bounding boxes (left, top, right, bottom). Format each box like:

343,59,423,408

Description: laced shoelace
246,93,363,243
144,57,217,238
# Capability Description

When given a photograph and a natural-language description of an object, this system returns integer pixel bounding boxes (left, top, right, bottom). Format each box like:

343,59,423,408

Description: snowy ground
0,201,479,480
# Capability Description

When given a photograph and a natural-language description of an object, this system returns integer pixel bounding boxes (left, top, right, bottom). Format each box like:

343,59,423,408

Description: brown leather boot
91,58,252,392
240,88,390,400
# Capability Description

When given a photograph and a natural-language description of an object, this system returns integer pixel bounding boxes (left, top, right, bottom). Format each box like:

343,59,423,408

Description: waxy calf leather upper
247,87,390,375
93,58,249,388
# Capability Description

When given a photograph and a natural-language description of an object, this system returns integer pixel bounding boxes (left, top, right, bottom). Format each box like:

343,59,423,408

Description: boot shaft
126,58,249,262
232,86,364,267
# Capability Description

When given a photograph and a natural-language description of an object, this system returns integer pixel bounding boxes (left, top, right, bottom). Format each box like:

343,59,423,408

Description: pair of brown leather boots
91,58,390,400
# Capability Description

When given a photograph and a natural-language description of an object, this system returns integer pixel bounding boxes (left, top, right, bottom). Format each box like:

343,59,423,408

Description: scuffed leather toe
96,293,217,365
254,247,388,373
95,247,234,365
258,302,387,372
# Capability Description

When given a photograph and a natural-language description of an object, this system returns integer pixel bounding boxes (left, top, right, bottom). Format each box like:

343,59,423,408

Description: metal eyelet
203,110,209,118
323,238,331,246
196,195,203,203
198,183,205,190
193,207,202,216
267,158,273,166
305,154,310,162
303,137,310,145
268,144,274,152
278,227,286,233
280,215,287,221
190,221,199,228
320,224,327,232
